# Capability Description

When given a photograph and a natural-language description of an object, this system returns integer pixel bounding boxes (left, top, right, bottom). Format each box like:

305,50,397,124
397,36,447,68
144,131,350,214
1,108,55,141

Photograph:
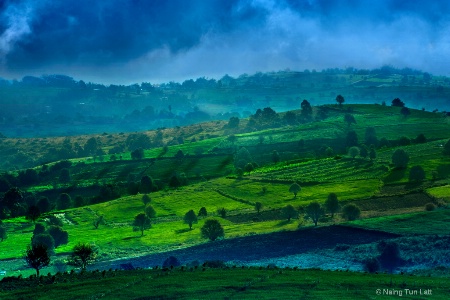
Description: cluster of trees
25,242,97,276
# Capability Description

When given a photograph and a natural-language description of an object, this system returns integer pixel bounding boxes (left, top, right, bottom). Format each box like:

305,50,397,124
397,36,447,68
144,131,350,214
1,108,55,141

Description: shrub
47,225,69,248
201,219,224,241
325,193,340,217
363,257,380,273
425,203,436,211
32,233,55,252
163,256,181,268
409,165,426,182
198,207,207,217
217,208,227,218
392,149,409,169
348,146,360,158
342,204,361,221
282,204,299,222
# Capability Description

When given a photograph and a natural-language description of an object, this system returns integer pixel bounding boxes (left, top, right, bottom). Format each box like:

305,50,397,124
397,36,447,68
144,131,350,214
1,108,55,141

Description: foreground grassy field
1,267,449,300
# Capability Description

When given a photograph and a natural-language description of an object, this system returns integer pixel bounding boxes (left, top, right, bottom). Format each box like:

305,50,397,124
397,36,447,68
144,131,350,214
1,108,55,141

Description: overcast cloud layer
1,0,449,84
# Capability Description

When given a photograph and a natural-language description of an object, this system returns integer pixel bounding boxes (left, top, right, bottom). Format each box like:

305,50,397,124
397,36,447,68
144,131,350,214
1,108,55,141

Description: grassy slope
1,104,449,269
1,268,449,300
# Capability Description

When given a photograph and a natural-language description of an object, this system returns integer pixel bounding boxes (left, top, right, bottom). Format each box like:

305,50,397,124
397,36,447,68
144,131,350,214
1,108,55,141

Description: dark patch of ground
355,192,434,211
93,225,398,270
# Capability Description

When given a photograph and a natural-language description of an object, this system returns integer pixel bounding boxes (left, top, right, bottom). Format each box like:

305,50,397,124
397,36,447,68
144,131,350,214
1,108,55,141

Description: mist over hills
0,66,449,139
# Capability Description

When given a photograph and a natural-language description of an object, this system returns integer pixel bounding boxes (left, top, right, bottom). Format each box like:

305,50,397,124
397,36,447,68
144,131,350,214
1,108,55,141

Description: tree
145,205,156,219
391,98,405,107
84,137,99,156
409,165,425,182
26,205,41,223
37,196,51,213
24,244,50,277
289,183,301,198
47,225,69,248
32,233,55,252
93,215,104,229
300,99,312,119
217,207,227,218
0,225,7,241
336,95,345,105
305,202,323,226
283,111,297,125
183,210,198,229
282,204,299,222
359,145,369,159
346,130,358,147
175,149,185,161
364,127,378,147
344,114,356,127
69,242,97,270
198,207,207,217
272,150,280,163
369,148,377,161
57,193,72,210
142,194,151,206
415,133,427,144
2,187,24,217
59,168,71,183
74,195,85,208
33,223,46,236
131,148,144,160
234,147,252,169
244,163,255,173
133,213,151,236
392,149,409,169
325,193,339,217
201,219,224,241
140,175,154,194
377,241,403,273
255,202,263,214
400,106,410,117
443,139,450,155
342,204,361,221
228,117,240,128
348,146,360,158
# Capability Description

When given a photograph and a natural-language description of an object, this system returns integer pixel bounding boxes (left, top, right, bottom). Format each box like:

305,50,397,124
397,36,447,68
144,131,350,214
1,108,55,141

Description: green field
1,267,449,300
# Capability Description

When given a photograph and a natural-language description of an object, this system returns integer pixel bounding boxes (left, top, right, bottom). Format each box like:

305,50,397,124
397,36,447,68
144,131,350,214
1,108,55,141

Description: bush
341,204,361,221
201,219,224,241
364,257,380,273
47,225,69,248
32,233,55,252
425,203,436,211
202,260,225,268
392,149,409,169
409,165,426,182
198,207,207,217
162,256,181,268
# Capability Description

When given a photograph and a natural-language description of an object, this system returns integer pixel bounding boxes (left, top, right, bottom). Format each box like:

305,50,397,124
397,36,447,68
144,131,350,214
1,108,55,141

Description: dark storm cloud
1,0,450,83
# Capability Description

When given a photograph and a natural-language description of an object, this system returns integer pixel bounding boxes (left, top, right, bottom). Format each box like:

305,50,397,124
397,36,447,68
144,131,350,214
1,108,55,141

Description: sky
0,0,450,84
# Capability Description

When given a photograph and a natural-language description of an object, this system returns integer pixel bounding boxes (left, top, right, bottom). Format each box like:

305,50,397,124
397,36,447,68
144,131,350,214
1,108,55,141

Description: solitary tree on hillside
336,95,345,105
228,117,240,128
346,130,358,147
201,219,224,241
342,204,361,221
282,204,299,222
132,213,151,236
255,202,263,214
198,207,207,217
140,176,154,194
25,243,51,277
69,242,97,270
32,234,55,252
289,183,301,198
391,98,405,107
392,149,409,169
409,165,426,182
183,209,198,229
325,193,340,218
305,202,324,226
300,99,313,119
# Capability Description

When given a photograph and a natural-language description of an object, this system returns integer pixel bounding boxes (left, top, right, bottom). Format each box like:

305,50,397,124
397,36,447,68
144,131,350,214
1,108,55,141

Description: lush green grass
1,267,449,300
348,209,450,235
427,185,450,202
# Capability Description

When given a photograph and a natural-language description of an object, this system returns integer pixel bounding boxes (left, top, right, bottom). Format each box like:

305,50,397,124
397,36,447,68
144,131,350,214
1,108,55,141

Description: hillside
0,104,449,281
